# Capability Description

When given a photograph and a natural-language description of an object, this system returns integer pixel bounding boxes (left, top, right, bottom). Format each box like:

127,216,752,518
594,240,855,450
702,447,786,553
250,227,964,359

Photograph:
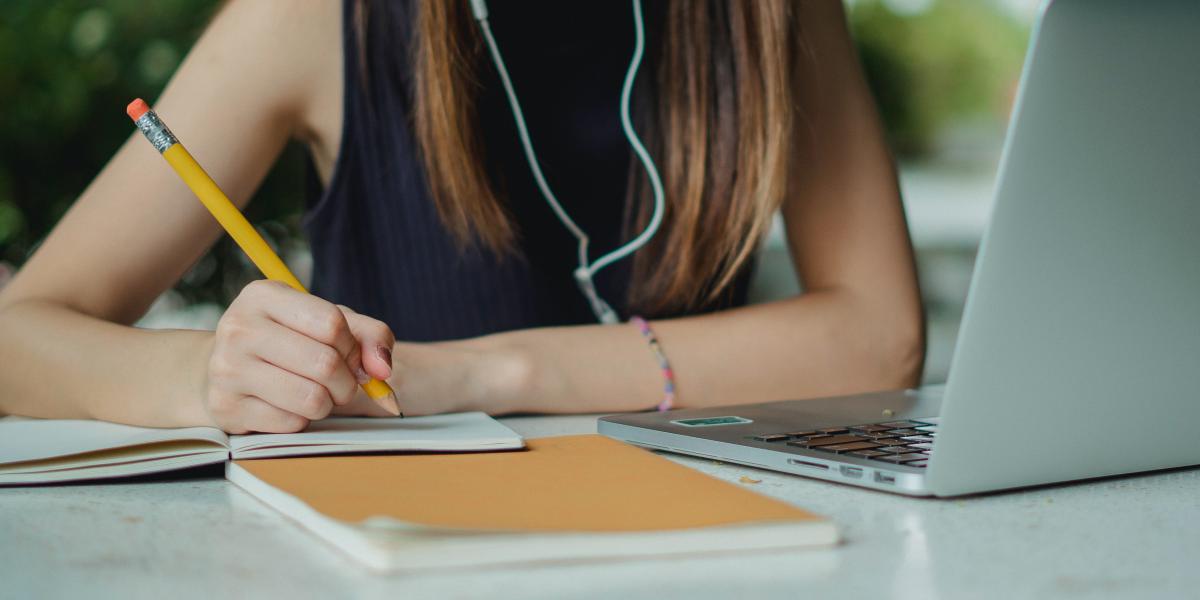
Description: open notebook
228,434,839,571
0,413,524,484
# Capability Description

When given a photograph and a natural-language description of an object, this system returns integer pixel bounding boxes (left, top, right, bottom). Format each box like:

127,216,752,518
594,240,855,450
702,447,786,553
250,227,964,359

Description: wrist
184,331,220,428
456,334,540,415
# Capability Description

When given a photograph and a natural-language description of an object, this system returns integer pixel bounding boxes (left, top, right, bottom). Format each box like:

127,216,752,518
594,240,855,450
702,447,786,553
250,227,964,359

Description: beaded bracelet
630,316,676,412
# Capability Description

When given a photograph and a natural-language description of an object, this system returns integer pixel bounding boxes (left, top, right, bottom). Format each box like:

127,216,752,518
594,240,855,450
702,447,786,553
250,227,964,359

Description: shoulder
208,0,346,174
181,0,343,142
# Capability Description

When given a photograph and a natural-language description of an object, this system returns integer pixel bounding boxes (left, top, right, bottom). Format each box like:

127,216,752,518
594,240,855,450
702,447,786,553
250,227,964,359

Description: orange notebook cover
227,434,838,570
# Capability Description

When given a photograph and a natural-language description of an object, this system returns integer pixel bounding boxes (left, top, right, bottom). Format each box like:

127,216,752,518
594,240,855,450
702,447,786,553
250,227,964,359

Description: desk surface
3,414,1196,599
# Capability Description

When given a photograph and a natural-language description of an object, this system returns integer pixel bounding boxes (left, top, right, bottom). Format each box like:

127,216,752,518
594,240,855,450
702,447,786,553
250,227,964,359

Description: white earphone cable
474,0,664,323
477,18,591,272
589,0,666,277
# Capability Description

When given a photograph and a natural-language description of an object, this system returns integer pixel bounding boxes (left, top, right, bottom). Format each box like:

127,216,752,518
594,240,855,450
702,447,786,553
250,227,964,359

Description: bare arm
0,0,389,429
388,1,924,416
0,1,920,424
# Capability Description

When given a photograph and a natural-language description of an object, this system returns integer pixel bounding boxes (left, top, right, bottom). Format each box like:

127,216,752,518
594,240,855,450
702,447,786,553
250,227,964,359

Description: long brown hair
407,1,800,315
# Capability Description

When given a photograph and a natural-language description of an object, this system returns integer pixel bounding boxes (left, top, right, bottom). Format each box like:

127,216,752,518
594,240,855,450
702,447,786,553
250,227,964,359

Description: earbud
574,268,620,324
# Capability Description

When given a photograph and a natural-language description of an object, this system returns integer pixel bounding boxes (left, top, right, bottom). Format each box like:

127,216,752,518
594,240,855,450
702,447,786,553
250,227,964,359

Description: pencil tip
382,393,402,417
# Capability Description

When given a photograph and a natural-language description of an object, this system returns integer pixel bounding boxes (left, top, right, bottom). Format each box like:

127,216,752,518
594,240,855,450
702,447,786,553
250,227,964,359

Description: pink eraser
126,98,150,122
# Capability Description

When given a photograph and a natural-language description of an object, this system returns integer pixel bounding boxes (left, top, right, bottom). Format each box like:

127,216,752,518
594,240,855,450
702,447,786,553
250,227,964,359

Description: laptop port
788,459,830,471
839,466,863,479
874,472,896,485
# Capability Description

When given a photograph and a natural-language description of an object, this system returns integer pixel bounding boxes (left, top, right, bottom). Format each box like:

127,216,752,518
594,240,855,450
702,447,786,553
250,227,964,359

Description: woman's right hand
202,280,395,434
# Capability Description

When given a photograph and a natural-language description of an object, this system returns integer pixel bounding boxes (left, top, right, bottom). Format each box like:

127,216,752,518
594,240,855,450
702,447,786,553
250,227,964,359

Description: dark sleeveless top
304,0,750,341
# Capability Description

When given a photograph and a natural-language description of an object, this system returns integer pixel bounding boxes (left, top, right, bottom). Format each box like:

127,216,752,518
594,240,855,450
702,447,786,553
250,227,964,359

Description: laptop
599,0,1200,497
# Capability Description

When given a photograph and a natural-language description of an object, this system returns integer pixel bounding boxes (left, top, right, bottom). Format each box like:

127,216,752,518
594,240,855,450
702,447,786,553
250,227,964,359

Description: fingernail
354,365,370,384
377,345,393,371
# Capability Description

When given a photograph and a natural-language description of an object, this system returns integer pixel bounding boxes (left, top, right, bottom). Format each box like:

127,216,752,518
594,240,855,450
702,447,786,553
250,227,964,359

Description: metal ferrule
134,110,178,154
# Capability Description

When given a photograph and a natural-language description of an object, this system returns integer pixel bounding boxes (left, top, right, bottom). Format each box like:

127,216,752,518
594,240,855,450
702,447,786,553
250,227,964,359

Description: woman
0,0,923,433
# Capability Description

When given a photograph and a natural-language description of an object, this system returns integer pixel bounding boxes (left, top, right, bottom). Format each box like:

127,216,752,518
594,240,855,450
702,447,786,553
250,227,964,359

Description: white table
3,414,1196,599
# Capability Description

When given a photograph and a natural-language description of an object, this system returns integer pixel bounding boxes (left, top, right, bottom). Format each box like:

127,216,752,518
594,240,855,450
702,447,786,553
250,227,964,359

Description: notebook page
0,441,228,484
228,412,524,458
0,417,229,464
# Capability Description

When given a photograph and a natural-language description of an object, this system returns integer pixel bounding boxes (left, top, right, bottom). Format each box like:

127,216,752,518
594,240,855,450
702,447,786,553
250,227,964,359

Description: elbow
836,298,924,393
870,309,926,391
886,318,925,389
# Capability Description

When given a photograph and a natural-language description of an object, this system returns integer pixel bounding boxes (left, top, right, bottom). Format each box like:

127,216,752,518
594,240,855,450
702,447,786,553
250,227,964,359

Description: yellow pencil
127,98,401,417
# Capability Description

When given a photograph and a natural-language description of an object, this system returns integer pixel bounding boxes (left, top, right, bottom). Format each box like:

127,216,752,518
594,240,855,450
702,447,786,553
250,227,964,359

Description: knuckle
262,413,308,434
313,347,342,379
243,279,276,297
223,420,250,434
233,283,263,306
371,320,394,344
281,415,310,433
207,353,237,381
331,380,358,407
216,314,251,344
315,307,347,342
299,382,332,418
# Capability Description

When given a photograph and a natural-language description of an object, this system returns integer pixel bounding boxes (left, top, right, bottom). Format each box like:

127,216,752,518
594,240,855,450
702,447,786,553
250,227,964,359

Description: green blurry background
0,0,308,312
0,0,1036,381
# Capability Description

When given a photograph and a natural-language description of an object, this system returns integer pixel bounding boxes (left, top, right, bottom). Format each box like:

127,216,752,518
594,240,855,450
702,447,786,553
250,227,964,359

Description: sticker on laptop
670,416,753,427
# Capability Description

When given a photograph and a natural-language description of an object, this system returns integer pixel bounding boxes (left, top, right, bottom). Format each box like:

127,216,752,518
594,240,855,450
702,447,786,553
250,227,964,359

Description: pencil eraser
126,98,150,122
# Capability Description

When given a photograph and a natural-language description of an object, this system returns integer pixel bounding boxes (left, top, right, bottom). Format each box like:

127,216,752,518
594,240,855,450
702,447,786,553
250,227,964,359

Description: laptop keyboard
749,419,939,468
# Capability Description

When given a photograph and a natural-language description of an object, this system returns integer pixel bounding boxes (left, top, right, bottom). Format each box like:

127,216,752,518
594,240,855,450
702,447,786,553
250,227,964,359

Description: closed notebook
227,434,839,571
0,413,524,485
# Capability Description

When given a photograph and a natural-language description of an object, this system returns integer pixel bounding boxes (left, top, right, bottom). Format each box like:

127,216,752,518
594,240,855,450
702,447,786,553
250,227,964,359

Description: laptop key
782,431,818,438
751,434,792,442
817,427,850,435
788,434,866,448
877,445,912,454
914,425,937,433
785,437,822,448
900,435,935,444
887,428,922,436
872,438,910,446
860,431,900,439
906,460,929,468
880,421,926,429
849,424,893,433
818,442,883,453
907,443,934,451
848,450,889,458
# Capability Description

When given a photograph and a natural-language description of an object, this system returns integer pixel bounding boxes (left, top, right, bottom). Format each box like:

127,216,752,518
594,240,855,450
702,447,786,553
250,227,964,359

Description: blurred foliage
849,0,1029,155
0,0,1028,308
0,0,305,307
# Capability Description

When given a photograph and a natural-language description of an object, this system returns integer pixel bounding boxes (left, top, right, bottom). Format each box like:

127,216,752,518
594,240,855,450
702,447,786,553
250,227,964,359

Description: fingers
241,280,358,361
237,360,337,420
208,281,399,434
235,396,310,434
338,305,396,382
244,319,359,406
